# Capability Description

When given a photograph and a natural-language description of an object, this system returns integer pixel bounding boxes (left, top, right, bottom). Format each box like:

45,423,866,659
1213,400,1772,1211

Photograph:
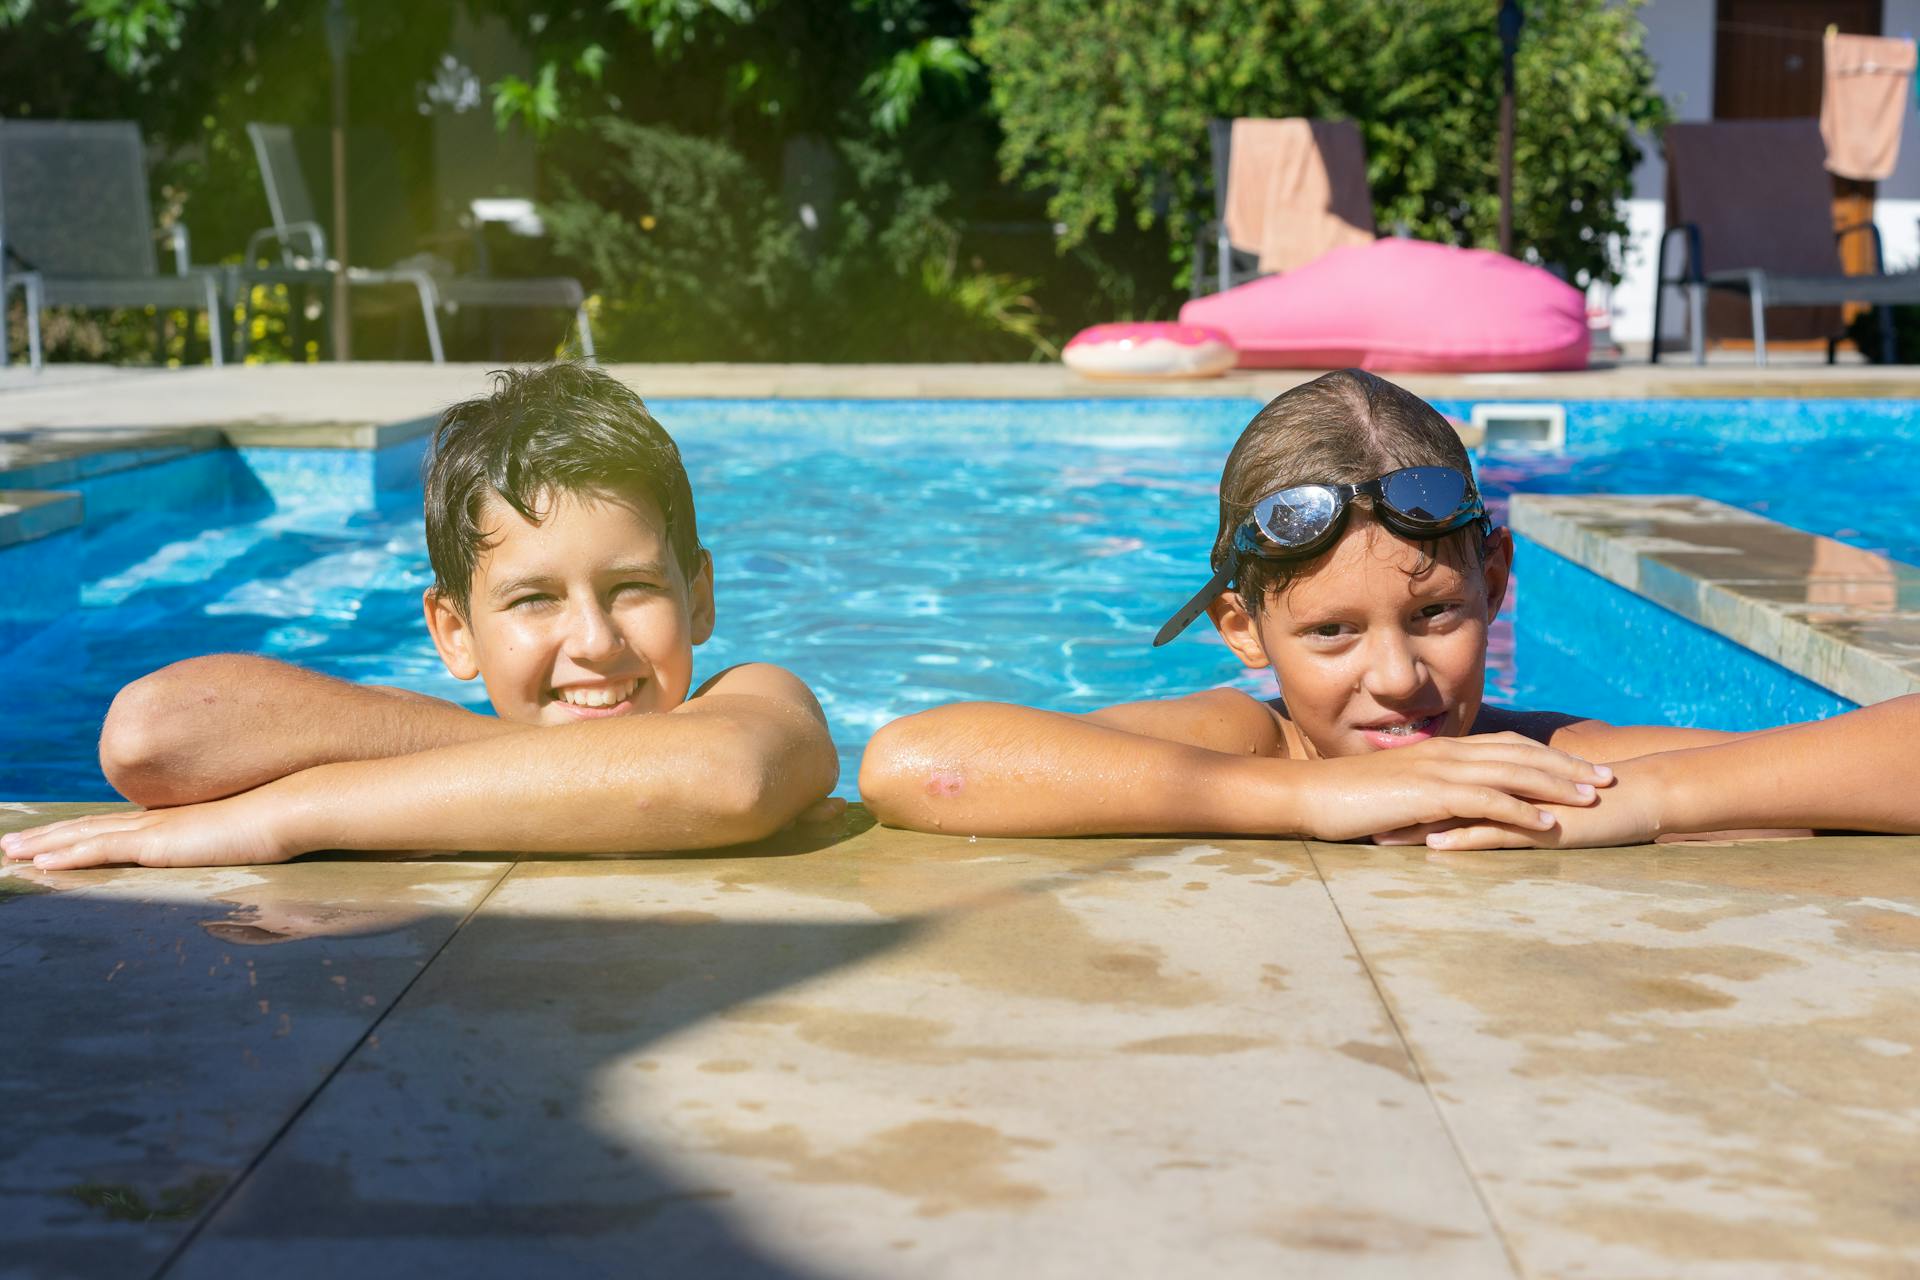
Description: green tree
542,118,1051,361
974,0,1670,288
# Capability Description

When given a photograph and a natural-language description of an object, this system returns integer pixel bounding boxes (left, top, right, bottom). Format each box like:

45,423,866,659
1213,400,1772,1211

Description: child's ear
1206,590,1273,670
1479,527,1515,617
423,588,480,681
688,551,716,645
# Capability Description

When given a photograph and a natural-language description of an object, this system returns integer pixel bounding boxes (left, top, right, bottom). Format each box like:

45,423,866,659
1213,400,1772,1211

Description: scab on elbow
857,716,959,824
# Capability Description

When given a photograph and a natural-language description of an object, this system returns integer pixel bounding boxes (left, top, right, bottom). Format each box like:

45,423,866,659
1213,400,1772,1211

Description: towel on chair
1821,30,1917,181
1223,118,1374,274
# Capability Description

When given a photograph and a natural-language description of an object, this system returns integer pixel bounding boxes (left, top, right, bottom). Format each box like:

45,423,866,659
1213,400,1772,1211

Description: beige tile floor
5,803,1918,1277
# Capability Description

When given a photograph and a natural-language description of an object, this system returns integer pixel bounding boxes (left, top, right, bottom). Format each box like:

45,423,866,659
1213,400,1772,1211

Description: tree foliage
974,0,1670,286
543,118,1050,361
2,0,1674,361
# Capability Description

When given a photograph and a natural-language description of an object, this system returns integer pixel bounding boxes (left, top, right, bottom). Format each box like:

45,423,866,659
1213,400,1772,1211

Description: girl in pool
860,369,1920,849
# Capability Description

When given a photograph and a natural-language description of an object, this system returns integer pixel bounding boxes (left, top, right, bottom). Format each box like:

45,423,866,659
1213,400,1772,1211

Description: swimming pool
5,396,1902,801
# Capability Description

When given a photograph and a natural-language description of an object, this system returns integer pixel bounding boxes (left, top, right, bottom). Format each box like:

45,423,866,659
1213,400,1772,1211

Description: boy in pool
2,364,839,870
859,369,1920,849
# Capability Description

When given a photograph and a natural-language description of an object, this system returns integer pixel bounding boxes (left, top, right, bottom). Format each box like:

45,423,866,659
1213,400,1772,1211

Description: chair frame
1190,119,1266,299
240,123,595,364
0,120,226,371
1650,219,1908,365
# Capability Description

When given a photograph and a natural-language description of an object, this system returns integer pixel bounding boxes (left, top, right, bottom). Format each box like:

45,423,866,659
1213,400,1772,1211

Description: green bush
544,119,807,359
543,117,1052,361
974,0,1670,289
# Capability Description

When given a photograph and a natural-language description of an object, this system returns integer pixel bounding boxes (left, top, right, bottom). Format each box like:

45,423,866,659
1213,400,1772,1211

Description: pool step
1510,494,1920,706
0,488,81,549
0,425,223,489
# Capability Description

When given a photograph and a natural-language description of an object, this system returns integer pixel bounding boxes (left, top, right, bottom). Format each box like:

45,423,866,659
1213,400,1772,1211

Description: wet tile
1313,835,1920,1277
0,853,507,1277
174,820,1511,1277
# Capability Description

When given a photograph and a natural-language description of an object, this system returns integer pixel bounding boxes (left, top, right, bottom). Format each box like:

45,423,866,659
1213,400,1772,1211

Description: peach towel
1821,31,1916,181
1223,118,1374,274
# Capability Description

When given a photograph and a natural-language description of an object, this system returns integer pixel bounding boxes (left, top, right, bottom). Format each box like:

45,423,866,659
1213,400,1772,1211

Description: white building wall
1610,1,1920,343
1877,0,1920,269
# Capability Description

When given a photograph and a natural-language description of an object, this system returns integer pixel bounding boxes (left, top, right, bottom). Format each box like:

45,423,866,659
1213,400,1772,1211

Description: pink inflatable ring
1063,322,1237,380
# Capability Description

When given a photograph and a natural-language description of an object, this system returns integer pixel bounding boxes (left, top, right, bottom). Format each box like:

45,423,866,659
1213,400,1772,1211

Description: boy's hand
0,793,296,871
1372,756,1664,851
1305,732,1612,843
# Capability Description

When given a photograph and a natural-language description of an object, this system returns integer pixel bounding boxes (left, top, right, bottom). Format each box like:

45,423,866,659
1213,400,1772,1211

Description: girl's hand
1373,757,1665,851
0,792,298,870
1306,732,1613,843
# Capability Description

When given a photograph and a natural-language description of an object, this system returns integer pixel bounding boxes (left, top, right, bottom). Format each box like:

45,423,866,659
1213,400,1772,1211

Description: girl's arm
1401,693,1920,850
858,693,1610,839
99,654,519,807
1546,718,1749,761
5,665,839,868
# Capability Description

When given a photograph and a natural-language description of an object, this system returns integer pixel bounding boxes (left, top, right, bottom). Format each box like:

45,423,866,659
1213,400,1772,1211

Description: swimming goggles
1153,466,1491,646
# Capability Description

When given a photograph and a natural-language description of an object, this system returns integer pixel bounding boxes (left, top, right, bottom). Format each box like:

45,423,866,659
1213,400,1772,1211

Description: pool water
5,397,1903,801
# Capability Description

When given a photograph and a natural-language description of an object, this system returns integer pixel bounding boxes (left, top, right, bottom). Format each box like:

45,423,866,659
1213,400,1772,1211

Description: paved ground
5,803,1919,1279
2,358,1919,440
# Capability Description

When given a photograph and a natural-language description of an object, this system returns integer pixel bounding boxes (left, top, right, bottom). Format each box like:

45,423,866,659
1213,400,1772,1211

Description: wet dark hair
424,362,702,614
1213,368,1481,611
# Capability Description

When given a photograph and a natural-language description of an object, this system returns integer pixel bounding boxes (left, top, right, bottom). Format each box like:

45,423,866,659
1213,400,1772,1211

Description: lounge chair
0,120,227,371
242,123,595,363
1191,117,1375,298
1652,119,1920,365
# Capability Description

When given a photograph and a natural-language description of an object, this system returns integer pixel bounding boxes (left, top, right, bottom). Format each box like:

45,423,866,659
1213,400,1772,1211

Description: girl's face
1208,516,1512,758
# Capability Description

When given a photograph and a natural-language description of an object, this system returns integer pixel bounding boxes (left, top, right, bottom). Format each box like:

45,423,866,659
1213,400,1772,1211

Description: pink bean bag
1179,238,1590,372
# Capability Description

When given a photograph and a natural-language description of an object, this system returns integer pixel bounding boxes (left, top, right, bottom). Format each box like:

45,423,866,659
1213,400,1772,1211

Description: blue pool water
4,397,1902,801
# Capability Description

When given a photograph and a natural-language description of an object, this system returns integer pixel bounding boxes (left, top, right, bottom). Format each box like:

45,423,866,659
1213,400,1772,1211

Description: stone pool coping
1511,495,1920,706
6,804,1919,1276
5,361,1920,430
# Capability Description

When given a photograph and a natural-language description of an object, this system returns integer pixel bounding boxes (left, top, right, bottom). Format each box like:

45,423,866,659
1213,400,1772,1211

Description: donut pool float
1063,322,1237,380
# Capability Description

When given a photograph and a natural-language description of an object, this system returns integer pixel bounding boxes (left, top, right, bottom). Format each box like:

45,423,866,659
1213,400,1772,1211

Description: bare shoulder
1081,687,1287,756
683,663,827,722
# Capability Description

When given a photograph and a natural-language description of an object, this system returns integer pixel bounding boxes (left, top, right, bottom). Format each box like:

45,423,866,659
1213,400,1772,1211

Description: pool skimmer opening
1472,402,1567,453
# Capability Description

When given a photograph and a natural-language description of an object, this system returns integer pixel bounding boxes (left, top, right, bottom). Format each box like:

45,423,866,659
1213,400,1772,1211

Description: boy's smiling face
1209,514,1512,758
424,488,712,725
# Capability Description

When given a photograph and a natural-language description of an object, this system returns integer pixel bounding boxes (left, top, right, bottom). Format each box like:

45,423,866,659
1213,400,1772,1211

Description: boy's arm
100,654,519,808
11,664,838,867
858,693,1609,839
1403,693,1920,850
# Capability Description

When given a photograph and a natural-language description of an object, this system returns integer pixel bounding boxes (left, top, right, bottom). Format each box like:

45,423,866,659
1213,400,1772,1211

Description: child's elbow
857,714,933,827
707,765,785,842
98,670,195,804
699,724,838,844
